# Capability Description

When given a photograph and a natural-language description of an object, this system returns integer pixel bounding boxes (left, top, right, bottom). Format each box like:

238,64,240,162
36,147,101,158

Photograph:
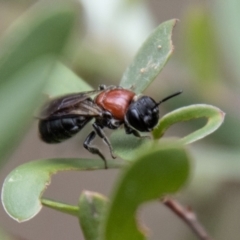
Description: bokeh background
0,0,240,239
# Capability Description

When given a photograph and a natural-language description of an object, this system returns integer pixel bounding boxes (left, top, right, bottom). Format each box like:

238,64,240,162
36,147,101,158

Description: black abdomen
39,116,91,143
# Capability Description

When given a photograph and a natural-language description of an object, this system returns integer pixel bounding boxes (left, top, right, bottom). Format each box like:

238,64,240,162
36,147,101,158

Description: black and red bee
38,85,182,168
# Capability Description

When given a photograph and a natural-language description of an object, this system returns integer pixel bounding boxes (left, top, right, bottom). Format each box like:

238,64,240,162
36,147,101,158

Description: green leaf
101,143,190,240
213,0,240,85
0,2,77,83
0,2,77,163
182,6,221,84
35,62,93,118
110,129,152,161
1,158,123,222
0,57,55,163
120,19,176,94
152,104,225,144
44,62,93,98
41,191,108,240
78,191,108,240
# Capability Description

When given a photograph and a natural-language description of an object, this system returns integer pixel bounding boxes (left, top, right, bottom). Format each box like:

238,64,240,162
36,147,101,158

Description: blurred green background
0,0,240,239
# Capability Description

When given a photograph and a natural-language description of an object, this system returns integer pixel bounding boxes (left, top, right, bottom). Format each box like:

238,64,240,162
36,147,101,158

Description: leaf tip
169,19,178,54
220,110,226,119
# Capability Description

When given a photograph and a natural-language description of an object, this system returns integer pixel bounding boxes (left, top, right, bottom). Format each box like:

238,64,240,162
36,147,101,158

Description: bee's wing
39,90,103,119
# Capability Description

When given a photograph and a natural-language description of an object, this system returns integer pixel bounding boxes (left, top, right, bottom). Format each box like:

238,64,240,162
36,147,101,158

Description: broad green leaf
35,63,93,117
0,2,77,163
1,158,123,222
44,62,92,98
79,191,108,240
101,143,190,240
152,104,225,144
110,129,152,161
0,2,77,83
0,57,55,163
120,19,176,94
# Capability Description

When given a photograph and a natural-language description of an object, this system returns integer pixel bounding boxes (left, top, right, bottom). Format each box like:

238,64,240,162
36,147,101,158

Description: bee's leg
92,122,117,159
124,123,150,139
129,84,135,91
83,131,107,169
124,123,141,137
98,84,107,90
98,84,123,91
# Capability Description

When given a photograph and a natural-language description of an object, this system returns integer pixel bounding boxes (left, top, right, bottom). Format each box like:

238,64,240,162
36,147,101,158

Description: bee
38,85,182,168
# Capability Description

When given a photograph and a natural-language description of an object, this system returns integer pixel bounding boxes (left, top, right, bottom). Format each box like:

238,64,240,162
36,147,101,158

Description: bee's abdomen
39,117,90,143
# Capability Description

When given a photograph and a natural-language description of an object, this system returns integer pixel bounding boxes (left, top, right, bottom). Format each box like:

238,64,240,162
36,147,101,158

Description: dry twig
162,197,214,240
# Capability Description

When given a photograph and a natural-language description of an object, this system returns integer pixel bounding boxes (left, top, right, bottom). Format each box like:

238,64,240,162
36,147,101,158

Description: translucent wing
39,90,103,119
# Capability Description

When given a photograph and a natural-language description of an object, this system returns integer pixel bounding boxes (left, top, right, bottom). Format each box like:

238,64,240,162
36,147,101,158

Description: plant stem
162,197,214,240
41,198,79,217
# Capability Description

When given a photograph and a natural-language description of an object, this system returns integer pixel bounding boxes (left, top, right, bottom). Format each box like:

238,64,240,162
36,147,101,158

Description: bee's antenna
155,90,183,107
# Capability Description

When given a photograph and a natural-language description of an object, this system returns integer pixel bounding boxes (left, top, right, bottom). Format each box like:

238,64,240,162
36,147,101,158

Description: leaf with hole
1,158,122,222
152,104,225,144
101,143,190,240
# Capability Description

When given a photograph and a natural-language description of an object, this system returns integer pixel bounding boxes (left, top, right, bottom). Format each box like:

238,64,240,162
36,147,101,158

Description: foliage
0,2,225,240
